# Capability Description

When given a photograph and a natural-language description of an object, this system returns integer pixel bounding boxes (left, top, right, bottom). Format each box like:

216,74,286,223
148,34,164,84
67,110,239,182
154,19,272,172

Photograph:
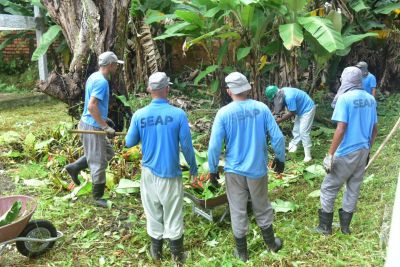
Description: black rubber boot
233,236,249,262
261,225,283,252
339,208,353,234
170,235,184,264
65,156,88,185
150,237,163,261
92,183,107,208
315,209,333,235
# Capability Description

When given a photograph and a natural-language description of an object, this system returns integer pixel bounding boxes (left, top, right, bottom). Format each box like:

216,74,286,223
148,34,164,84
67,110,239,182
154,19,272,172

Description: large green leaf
217,40,229,65
204,6,221,17
326,10,342,32
185,27,225,49
336,32,378,56
165,22,191,35
145,9,177,24
240,4,255,28
349,0,370,12
236,46,252,61
0,201,22,227
115,179,140,195
308,189,321,198
218,0,241,10
284,0,307,14
194,65,219,85
271,199,296,213
31,25,61,61
210,79,219,93
374,3,400,14
0,1,32,16
342,32,378,47
154,22,191,40
279,23,303,50
358,18,385,31
298,16,344,53
175,10,204,28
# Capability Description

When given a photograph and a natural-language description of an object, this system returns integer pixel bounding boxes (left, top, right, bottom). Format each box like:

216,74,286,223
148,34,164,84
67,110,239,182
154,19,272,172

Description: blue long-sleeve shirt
208,99,285,179
282,87,315,116
125,99,198,178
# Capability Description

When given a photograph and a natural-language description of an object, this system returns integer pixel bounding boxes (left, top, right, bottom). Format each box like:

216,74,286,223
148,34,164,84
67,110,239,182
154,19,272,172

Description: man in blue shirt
265,86,316,162
65,51,123,207
356,61,377,97
317,66,378,235
125,72,198,264
208,72,285,262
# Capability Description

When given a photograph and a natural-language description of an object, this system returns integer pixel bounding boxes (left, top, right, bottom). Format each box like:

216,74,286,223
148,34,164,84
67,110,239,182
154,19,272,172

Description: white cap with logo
225,72,252,94
98,51,124,66
148,72,173,91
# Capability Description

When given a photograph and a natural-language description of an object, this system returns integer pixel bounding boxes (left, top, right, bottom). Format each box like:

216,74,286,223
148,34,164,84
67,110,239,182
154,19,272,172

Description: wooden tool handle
69,129,127,136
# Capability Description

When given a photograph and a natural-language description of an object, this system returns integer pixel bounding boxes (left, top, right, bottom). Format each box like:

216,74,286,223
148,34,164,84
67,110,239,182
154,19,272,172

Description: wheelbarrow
0,195,63,258
184,192,229,223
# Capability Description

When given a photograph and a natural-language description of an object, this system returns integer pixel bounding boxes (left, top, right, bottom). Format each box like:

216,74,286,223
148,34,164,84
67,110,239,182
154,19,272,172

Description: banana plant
0,0,68,65
147,0,285,99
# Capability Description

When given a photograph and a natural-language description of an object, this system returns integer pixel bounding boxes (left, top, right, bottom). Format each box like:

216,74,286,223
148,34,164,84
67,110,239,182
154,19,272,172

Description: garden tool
365,115,400,170
69,129,126,136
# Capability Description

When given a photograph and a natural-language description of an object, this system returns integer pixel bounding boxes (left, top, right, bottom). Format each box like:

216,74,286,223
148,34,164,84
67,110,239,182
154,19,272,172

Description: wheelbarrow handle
69,130,127,136
0,231,64,246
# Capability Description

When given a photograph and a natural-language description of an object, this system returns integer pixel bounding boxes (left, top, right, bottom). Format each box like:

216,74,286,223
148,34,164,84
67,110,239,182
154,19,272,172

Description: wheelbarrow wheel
16,220,57,258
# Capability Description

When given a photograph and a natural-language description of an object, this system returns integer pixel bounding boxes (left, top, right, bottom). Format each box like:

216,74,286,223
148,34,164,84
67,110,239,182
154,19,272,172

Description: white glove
323,154,333,173
101,125,115,138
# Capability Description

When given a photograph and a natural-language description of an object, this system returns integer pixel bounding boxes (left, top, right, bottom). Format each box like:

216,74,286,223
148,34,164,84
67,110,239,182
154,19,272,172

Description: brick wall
0,31,36,61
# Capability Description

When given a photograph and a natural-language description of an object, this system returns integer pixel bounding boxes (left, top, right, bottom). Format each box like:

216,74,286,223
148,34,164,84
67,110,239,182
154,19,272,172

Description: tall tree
39,0,132,130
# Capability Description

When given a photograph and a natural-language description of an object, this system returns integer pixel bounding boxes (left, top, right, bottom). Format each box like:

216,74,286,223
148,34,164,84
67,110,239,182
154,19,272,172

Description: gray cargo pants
320,149,369,213
225,173,274,238
79,121,114,185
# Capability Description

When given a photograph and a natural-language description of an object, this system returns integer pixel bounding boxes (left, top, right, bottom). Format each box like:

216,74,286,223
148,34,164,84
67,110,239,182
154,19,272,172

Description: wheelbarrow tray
0,195,37,243
184,191,228,209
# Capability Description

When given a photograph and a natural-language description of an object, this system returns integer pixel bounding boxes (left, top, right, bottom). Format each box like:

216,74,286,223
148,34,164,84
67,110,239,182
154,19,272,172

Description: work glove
271,158,284,174
323,154,333,173
209,173,220,188
101,125,115,138
106,118,115,128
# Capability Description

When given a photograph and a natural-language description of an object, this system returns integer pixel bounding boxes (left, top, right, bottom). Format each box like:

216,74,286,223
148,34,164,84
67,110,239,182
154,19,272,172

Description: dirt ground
0,162,15,195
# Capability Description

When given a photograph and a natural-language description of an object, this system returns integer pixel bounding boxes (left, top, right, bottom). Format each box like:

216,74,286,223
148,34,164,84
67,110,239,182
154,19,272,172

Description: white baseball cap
98,51,124,66
225,72,252,94
148,72,173,91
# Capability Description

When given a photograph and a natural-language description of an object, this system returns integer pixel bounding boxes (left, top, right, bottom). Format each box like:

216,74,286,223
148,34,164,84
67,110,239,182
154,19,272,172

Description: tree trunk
37,0,132,131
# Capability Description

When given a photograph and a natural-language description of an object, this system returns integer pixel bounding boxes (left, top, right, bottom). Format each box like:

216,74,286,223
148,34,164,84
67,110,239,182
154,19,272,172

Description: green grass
0,94,399,266
0,101,71,134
